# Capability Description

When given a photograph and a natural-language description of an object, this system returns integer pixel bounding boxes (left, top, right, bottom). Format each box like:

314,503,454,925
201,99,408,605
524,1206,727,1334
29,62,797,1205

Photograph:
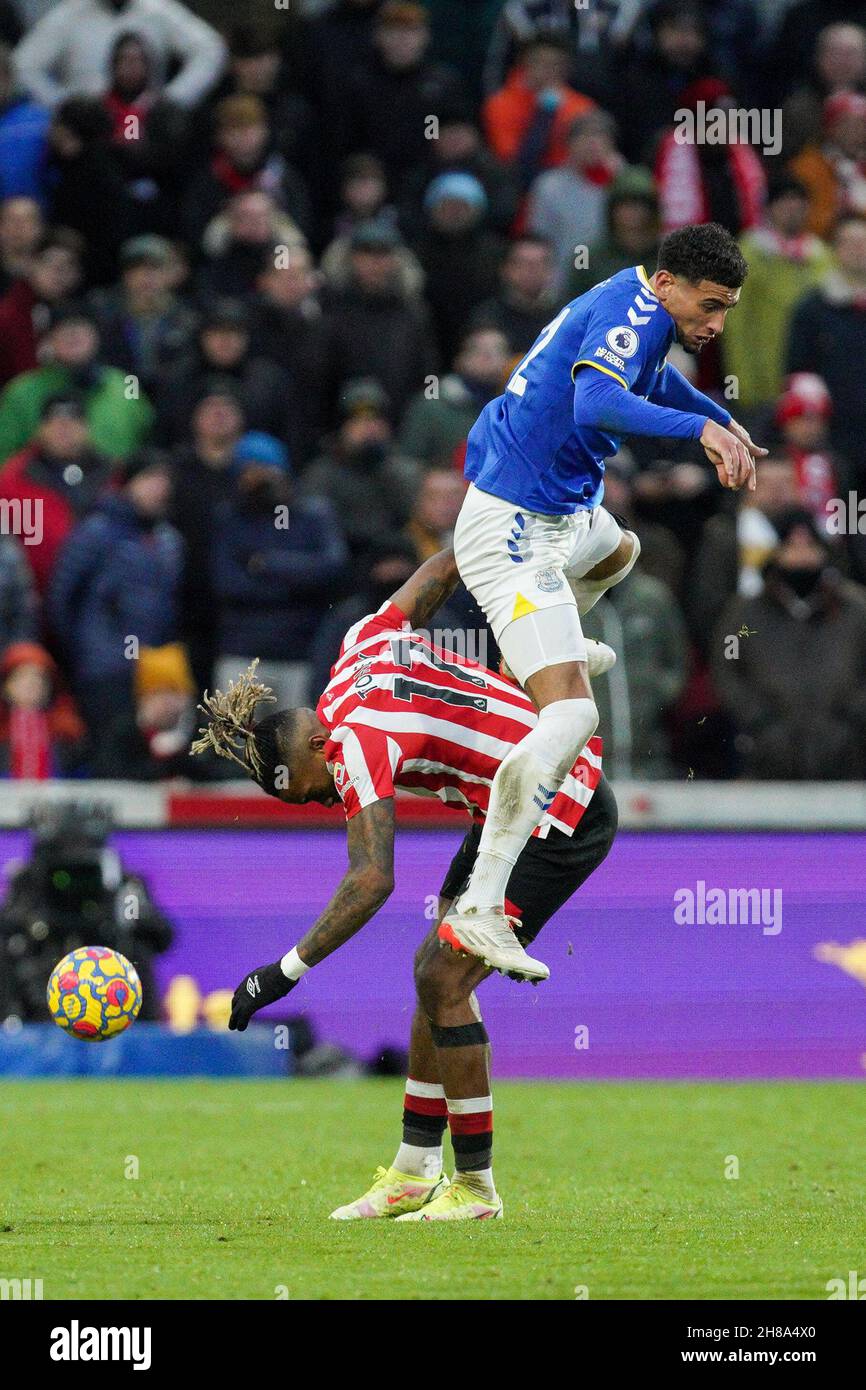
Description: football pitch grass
3,1078,864,1301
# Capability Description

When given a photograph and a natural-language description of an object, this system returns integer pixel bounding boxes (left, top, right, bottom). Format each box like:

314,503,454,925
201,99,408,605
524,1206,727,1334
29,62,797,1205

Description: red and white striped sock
394,1078,447,1179
447,1094,496,1196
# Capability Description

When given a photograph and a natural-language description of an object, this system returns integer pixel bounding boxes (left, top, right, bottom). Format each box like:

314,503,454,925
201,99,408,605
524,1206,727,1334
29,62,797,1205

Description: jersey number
506,306,571,398
393,676,488,714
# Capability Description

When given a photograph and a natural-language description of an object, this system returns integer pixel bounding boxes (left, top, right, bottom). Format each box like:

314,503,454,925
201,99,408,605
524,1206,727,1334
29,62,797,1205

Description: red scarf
789,447,838,520
211,152,257,196
8,707,51,779
655,130,766,232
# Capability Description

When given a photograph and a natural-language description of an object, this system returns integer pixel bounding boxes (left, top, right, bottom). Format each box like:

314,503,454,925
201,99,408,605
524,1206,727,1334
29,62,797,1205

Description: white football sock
393,1143,443,1180
457,697,598,914
456,1166,497,1198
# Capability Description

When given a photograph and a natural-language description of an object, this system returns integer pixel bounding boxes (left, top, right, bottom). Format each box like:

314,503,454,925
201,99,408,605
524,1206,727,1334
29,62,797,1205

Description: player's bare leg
330,909,489,1221
567,528,641,615
397,922,503,1221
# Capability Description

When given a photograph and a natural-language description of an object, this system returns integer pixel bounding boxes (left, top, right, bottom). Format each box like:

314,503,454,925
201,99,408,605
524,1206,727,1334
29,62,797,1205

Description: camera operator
0,801,172,1025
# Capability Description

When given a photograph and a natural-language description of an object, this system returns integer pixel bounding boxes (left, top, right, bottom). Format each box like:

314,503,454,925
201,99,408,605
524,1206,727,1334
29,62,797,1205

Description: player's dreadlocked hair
190,661,282,789
656,223,748,289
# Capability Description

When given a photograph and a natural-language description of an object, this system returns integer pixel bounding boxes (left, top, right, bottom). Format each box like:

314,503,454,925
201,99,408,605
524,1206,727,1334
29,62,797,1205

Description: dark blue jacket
211,492,348,661
48,494,184,682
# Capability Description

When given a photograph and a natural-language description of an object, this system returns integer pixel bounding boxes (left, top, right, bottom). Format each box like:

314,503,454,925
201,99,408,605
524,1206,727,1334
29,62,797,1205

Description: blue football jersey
464,265,676,515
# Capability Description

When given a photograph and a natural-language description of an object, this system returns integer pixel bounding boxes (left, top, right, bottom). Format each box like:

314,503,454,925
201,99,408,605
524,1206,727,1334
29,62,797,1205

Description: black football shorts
439,774,618,944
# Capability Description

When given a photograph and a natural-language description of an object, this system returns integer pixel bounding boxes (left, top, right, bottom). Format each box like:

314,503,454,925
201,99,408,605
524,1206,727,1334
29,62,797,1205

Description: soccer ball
47,946,142,1041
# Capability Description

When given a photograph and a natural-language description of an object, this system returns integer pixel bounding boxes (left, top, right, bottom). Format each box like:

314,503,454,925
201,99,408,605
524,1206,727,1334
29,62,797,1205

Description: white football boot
584,637,616,677
395,1179,503,1222
329,1166,448,1220
438,908,549,982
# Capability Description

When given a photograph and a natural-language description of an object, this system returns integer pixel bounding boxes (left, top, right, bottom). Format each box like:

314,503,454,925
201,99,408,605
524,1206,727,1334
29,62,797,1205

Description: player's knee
414,947,469,1017
539,695,598,770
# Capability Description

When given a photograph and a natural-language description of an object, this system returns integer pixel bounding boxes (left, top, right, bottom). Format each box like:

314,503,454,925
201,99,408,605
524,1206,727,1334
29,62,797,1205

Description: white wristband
280,947,310,981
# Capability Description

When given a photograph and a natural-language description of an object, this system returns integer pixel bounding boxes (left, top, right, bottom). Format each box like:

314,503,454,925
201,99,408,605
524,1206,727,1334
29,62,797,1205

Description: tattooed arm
389,547,460,631
229,800,395,1029
296,798,395,966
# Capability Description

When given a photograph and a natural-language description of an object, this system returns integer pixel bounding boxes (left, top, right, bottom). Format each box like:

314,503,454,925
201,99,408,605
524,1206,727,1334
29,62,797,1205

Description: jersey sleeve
571,288,668,391
327,724,400,821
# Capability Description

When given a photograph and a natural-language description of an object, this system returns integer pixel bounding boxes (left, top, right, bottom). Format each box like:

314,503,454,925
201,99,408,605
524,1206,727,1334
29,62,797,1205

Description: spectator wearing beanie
774,373,843,524
0,640,86,778
95,641,227,782
412,171,505,362
153,297,301,452
654,77,766,235
342,2,469,198
0,392,116,596
48,448,183,733
302,378,421,558
181,92,312,250
319,217,439,426
211,431,348,709
321,154,424,301
565,168,660,301
0,301,154,464
89,235,198,391
711,509,866,780
399,108,519,241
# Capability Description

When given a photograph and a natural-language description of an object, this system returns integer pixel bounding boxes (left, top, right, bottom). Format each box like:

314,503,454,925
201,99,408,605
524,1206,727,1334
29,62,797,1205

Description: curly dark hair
656,223,748,289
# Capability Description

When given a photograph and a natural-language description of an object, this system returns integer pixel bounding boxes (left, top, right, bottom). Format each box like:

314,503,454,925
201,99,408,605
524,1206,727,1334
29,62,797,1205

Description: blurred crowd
0,0,864,782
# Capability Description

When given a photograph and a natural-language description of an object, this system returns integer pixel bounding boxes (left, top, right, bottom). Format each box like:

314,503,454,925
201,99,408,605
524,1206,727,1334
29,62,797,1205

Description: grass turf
2,1079,864,1301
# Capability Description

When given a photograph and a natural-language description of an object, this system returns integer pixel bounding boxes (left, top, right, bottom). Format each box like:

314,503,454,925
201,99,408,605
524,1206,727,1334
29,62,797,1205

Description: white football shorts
453,483,623,680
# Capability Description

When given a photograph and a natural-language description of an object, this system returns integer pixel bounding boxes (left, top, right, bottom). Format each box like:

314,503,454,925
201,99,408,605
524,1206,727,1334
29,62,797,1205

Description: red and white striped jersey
315,602,602,836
